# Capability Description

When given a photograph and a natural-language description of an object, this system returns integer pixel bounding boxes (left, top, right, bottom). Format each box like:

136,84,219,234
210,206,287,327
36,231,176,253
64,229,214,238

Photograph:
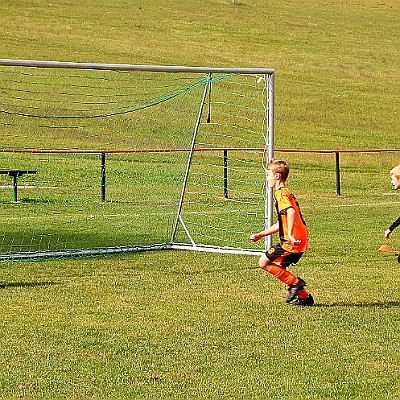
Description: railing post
101,152,106,201
12,174,18,202
223,149,228,199
335,151,341,195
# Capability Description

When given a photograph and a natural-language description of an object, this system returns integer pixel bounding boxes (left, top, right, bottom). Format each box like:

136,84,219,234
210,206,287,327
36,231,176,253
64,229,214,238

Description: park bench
0,170,37,202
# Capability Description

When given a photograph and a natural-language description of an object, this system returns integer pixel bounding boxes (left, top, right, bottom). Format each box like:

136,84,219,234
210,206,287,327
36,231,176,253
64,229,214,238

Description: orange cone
378,244,393,252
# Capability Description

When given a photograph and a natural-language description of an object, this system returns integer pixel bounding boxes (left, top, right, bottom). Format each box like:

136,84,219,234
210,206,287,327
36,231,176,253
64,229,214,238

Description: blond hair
390,165,400,178
267,159,290,181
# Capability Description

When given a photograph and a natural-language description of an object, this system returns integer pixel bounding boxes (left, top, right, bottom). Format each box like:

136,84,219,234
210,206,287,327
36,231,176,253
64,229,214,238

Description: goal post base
0,244,169,262
170,243,264,256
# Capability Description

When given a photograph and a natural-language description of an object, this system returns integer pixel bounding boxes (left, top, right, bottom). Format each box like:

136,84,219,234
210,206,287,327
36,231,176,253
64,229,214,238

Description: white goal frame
0,59,275,259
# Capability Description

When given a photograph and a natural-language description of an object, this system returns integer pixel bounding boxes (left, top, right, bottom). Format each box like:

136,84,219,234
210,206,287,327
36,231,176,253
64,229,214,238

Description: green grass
0,0,399,398
0,167,399,399
1,0,398,150
0,240,399,398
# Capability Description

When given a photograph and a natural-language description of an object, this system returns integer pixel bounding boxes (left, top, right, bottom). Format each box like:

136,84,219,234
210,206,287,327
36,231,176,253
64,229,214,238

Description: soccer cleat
290,294,314,306
286,278,306,303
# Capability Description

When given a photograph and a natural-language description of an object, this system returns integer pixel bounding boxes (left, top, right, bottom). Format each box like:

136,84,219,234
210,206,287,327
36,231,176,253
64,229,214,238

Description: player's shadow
315,301,400,308
0,281,60,289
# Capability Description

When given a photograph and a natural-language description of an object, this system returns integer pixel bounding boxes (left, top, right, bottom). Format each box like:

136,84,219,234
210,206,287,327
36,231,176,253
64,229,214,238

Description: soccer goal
0,59,275,260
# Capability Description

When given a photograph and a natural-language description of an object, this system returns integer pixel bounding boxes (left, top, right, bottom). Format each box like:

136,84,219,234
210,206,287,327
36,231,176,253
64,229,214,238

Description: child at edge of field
384,164,400,263
250,159,314,306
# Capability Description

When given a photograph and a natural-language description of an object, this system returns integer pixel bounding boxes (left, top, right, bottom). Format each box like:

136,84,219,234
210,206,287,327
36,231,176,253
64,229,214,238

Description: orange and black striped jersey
274,187,308,253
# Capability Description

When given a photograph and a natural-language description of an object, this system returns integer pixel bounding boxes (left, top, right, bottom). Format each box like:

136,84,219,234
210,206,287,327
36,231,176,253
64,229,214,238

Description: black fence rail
0,148,399,200
276,149,400,195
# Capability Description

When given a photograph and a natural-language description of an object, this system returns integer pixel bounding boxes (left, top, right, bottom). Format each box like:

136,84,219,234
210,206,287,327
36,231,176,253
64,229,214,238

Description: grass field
0,0,399,398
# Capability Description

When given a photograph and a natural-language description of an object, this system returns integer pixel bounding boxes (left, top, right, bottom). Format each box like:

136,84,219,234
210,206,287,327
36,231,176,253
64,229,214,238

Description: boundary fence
277,149,400,195
0,148,399,200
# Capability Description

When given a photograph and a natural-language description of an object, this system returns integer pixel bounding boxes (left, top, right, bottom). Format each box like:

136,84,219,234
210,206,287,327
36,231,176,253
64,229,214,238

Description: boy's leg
259,255,298,286
259,250,310,302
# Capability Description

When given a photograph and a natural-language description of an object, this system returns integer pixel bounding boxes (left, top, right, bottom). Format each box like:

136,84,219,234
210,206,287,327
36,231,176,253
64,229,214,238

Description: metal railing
0,147,398,199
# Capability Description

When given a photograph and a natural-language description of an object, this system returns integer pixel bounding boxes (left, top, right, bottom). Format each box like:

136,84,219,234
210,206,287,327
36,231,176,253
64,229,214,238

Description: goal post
0,59,275,260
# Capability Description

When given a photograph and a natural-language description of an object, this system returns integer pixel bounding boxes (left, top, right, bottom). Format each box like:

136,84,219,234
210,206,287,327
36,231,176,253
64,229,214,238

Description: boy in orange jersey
250,159,314,305
384,165,400,263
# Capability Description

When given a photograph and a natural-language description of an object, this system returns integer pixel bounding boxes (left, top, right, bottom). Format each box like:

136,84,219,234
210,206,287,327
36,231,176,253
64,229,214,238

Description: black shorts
266,243,303,267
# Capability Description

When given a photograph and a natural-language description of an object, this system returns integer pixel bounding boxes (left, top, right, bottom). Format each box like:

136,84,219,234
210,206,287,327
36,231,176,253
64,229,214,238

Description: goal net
0,59,274,260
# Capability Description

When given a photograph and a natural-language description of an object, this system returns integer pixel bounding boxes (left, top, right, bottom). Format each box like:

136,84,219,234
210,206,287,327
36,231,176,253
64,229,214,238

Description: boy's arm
250,222,279,242
385,217,400,238
286,207,301,245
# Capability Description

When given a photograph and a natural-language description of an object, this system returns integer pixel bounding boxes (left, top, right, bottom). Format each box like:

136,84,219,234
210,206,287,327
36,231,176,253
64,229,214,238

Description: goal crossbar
0,58,275,75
